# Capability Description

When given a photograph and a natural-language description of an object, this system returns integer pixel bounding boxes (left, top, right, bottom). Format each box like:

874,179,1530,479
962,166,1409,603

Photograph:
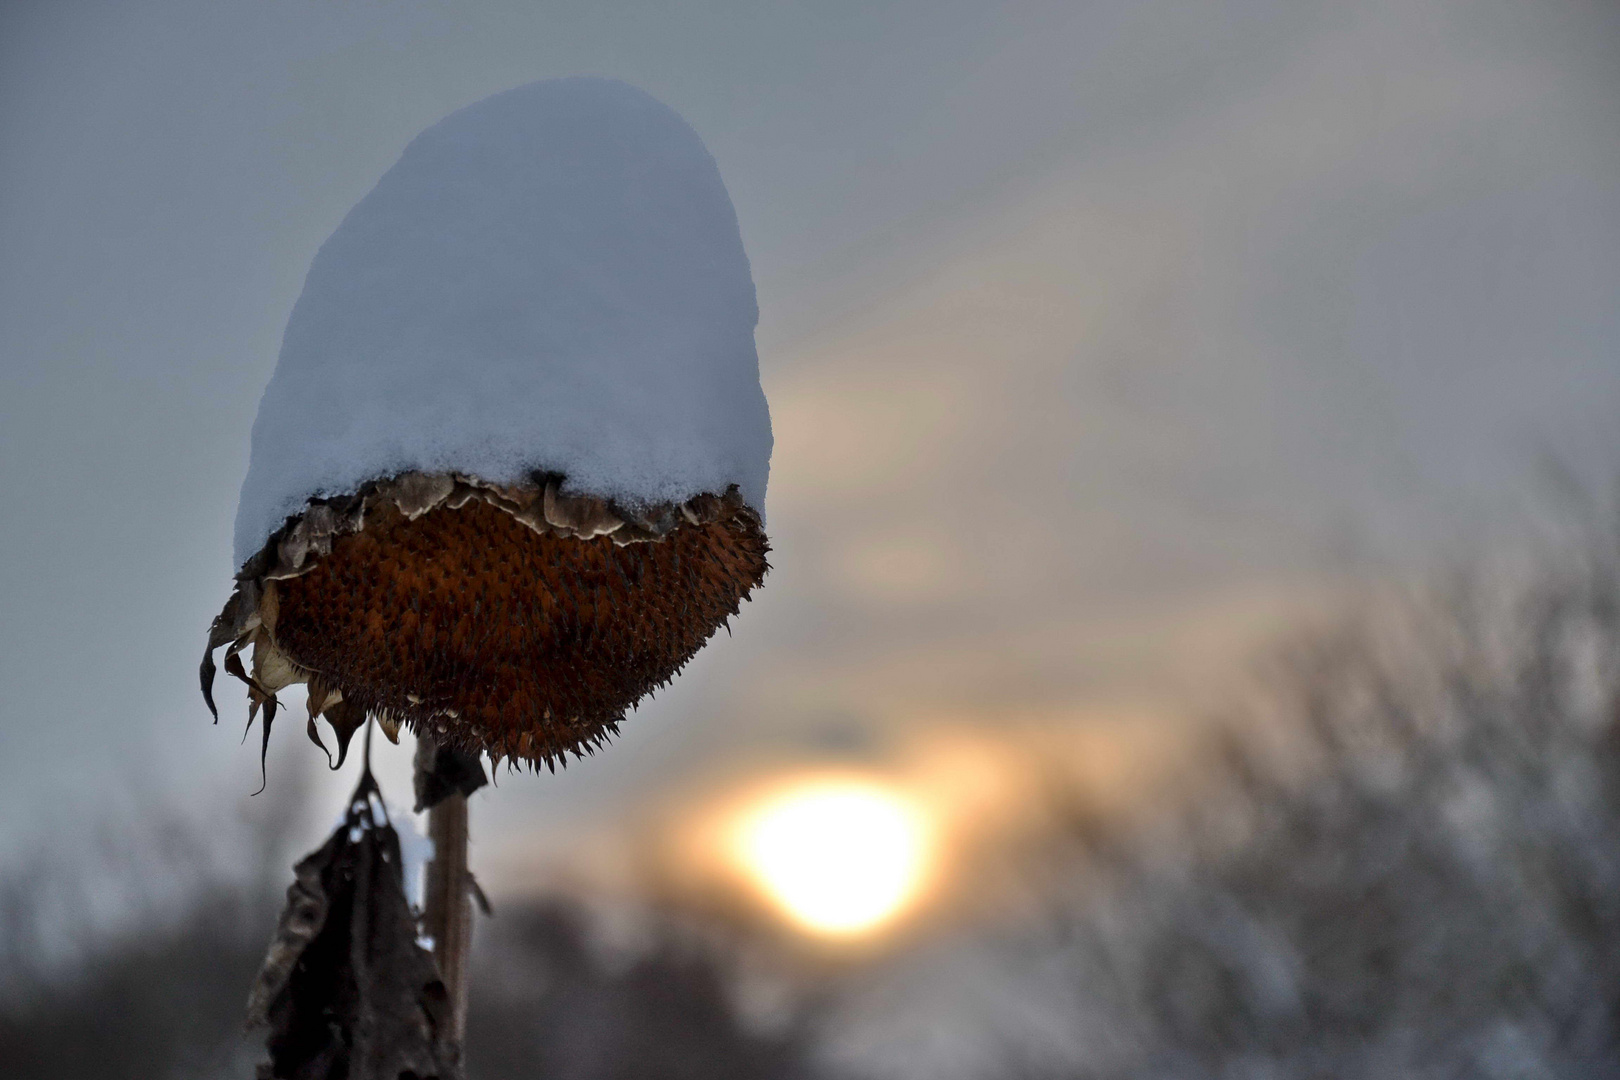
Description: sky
1,0,1618,917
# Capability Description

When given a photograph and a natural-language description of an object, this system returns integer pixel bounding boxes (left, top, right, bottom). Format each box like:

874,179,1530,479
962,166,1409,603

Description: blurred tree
467,900,824,1080
0,883,270,1079
0,780,304,1080
0,792,827,1080
997,497,1620,1078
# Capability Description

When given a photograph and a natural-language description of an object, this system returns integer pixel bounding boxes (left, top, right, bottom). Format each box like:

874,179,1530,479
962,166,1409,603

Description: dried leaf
413,743,488,812
467,873,492,917
248,771,460,1080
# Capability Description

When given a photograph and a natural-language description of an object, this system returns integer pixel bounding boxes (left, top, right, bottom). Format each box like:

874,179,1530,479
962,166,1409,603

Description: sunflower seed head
204,474,769,771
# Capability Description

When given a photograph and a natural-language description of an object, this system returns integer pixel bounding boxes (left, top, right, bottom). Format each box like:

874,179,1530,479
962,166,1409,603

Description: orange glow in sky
732,777,933,937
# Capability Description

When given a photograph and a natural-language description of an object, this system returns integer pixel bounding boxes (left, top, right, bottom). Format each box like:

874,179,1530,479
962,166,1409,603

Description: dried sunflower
203,472,768,773
201,77,772,780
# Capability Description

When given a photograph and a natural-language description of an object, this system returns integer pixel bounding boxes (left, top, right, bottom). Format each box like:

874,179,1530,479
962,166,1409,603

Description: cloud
631,0,1620,842
1,0,1616,894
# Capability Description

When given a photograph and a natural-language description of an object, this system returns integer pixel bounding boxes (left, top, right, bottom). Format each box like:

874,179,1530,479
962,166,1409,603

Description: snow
233,77,770,568
391,803,434,913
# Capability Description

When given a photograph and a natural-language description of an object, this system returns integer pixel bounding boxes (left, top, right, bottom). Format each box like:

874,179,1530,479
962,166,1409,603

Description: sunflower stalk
416,734,476,1049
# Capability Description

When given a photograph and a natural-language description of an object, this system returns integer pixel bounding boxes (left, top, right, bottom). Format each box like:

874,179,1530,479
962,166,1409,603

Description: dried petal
377,714,403,744
390,473,455,519
253,695,278,796
324,699,367,770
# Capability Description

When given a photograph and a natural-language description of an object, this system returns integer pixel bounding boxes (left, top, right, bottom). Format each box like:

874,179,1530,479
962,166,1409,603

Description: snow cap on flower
234,77,771,570
207,79,772,775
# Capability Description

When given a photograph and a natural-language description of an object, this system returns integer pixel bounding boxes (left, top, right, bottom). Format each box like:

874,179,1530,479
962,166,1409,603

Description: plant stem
418,738,473,1048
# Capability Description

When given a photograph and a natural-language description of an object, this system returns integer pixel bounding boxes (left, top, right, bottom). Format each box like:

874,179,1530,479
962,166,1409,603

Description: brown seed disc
267,495,768,769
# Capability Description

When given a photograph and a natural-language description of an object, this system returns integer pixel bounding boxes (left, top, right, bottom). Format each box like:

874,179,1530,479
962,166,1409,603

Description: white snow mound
234,77,770,569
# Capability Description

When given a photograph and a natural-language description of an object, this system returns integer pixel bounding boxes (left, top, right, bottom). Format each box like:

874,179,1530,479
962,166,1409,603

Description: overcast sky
1,0,1617,890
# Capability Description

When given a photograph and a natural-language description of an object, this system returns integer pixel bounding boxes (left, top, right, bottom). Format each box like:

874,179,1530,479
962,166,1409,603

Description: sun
733,777,933,937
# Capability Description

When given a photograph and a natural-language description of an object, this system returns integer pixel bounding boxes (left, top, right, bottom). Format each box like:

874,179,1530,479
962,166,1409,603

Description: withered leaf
248,771,460,1080
413,742,488,812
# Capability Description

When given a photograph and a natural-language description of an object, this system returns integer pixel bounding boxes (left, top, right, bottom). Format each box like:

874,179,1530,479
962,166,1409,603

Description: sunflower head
204,472,768,773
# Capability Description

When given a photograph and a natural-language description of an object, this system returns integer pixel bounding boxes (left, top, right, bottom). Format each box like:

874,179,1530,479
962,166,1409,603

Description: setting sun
733,778,933,937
